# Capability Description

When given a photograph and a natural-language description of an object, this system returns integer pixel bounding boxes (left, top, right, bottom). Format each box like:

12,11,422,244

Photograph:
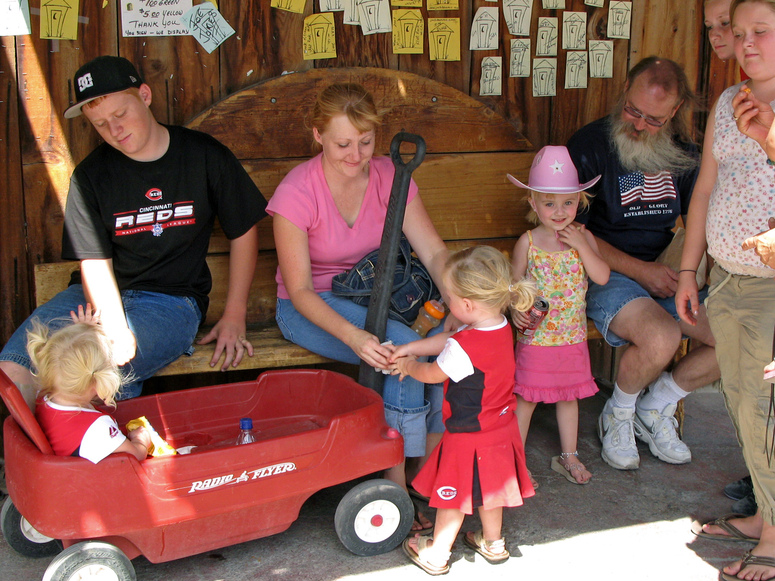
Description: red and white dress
36,397,127,464
412,317,535,514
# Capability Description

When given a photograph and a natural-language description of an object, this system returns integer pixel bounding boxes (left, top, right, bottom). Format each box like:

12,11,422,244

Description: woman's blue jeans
276,293,438,457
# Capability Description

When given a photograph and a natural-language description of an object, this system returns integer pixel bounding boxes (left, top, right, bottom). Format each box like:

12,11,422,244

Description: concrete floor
2,387,751,581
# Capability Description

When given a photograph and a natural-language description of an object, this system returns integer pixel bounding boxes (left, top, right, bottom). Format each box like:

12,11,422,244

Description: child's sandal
402,535,451,576
463,530,510,564
550,452,591,485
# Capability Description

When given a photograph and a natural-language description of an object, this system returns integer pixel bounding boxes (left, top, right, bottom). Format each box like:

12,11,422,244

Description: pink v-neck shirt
267,154,418,299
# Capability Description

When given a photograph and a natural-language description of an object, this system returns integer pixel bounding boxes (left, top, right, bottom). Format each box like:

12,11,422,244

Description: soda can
519,297,549,336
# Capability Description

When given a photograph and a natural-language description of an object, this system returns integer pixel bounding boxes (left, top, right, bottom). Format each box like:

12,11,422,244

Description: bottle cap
424,300,445,319
240,418,253,430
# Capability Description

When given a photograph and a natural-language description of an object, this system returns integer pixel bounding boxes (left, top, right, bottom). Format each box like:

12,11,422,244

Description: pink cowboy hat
507,145,601,194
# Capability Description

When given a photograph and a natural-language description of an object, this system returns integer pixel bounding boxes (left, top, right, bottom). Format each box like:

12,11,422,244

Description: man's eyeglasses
623,102,668,128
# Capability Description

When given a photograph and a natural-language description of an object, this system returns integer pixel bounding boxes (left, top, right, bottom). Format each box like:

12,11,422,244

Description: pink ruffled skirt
514,341,598,403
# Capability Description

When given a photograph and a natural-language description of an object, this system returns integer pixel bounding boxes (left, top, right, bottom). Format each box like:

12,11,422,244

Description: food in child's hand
126,416,176,457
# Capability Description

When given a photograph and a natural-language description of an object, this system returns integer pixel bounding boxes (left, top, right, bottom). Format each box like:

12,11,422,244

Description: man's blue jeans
0,284,201,399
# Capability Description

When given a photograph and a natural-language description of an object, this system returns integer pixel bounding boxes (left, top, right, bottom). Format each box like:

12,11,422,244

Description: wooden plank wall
0,0,737,346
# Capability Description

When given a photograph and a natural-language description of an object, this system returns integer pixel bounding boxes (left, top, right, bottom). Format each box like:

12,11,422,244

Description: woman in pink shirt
267,83,450,534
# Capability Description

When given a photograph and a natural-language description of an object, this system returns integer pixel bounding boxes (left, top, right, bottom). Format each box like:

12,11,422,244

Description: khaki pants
706,264,775,524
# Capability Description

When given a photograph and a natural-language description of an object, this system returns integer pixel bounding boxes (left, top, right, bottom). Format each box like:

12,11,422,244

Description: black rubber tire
42,541,136,581
334,478,414,556
0,496,61,558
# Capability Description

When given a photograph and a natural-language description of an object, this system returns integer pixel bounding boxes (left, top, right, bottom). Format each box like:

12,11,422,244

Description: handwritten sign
121,0,192,37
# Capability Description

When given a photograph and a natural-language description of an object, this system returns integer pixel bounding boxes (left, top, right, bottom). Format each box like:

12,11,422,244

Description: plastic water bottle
236,418,256,445
410,299,445,337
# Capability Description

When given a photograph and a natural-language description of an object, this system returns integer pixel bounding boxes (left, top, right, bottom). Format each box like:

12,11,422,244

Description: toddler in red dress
390,246,535,575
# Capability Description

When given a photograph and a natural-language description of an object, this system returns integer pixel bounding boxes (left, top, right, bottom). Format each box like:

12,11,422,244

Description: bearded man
567,56,720,471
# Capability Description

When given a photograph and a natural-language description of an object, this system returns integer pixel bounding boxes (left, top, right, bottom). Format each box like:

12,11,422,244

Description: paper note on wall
1,0,31,36
562,12,586,50
121,0,192,36
40,0,79,40
428,0,458,9
358,0,392,35
480,56,502,96
589,40,614,78
535,17,558,56
585,0,604,6
469,7,498,51
272,0,306,14
320,0,345,10
509,38,530,77
504,0,532,37
182,2,234,53
532,58,557,97
565,51,588,89
428,18,460,61
392,0,421,6
392,9,423,54
303,12,337,59
608,1,632,39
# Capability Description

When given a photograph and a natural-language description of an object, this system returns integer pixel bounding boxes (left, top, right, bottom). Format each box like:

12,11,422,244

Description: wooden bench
33,67,536,379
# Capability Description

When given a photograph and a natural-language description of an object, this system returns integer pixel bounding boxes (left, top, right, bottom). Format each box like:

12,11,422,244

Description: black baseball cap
64,56,144,119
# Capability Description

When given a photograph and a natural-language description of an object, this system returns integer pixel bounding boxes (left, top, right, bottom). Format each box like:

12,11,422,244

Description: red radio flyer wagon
1,369,415,580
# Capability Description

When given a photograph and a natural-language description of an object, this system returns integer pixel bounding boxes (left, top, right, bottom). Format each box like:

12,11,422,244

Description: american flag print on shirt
618,171,677,206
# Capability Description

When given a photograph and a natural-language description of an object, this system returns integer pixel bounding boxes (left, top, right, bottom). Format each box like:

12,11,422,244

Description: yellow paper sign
392,0,421,6
40,0,80,40
303,12,337,59
272,0,307,14
428,18,459,62
428,0,457,10
392,9,423,54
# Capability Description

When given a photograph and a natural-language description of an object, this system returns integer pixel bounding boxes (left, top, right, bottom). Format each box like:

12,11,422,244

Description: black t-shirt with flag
567,117,699,262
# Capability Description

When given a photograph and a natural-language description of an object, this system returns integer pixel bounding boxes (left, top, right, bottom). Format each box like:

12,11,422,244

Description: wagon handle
358,133,427,396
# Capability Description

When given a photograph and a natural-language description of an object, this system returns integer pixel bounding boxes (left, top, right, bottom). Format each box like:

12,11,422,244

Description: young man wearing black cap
0,56,268,407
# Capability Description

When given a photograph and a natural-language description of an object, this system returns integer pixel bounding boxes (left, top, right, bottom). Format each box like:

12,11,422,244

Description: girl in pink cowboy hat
508,145,610,486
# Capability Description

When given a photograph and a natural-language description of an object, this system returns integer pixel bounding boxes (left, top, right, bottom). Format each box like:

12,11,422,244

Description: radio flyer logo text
188,462,297,493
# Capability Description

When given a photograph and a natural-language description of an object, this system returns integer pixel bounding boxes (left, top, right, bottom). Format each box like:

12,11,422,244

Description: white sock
639,372,690,411
611,384,639,409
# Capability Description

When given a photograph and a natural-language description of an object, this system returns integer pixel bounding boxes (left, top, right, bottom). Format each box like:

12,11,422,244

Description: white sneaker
598,399,640,470
634,401,691,464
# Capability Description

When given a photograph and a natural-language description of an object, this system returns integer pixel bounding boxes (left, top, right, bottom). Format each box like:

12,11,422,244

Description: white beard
609,115,698,175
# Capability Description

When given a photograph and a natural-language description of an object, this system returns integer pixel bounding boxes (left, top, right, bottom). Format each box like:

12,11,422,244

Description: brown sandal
463,530,509,564
721,550,775,581
403,536,450,576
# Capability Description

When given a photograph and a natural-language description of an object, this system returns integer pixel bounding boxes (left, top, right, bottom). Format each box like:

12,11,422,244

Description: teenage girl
706,0,736,61
388,245,535,575
30,305,151,463
508,145,610,486
677,1,775,579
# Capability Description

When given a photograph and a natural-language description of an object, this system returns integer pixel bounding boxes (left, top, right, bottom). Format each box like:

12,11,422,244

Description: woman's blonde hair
731,0,775,18
445,246,535,313
27,320,123,407
309,83,382,138
525,190,592,225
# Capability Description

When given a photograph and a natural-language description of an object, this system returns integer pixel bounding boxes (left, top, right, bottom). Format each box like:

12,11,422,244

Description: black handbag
331,237,441,326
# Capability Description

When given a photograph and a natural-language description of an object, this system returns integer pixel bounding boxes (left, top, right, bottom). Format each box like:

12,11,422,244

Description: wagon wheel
334,478,414,556
42,541,136,581
1,496,60,558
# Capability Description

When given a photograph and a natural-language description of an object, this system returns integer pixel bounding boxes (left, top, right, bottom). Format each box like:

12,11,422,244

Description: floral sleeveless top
517,230,588,346
707,83,775,278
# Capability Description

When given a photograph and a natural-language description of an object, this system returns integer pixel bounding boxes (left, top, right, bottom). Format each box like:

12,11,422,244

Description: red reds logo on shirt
437,486,457,500
145,188,163,201
109,425,120,438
